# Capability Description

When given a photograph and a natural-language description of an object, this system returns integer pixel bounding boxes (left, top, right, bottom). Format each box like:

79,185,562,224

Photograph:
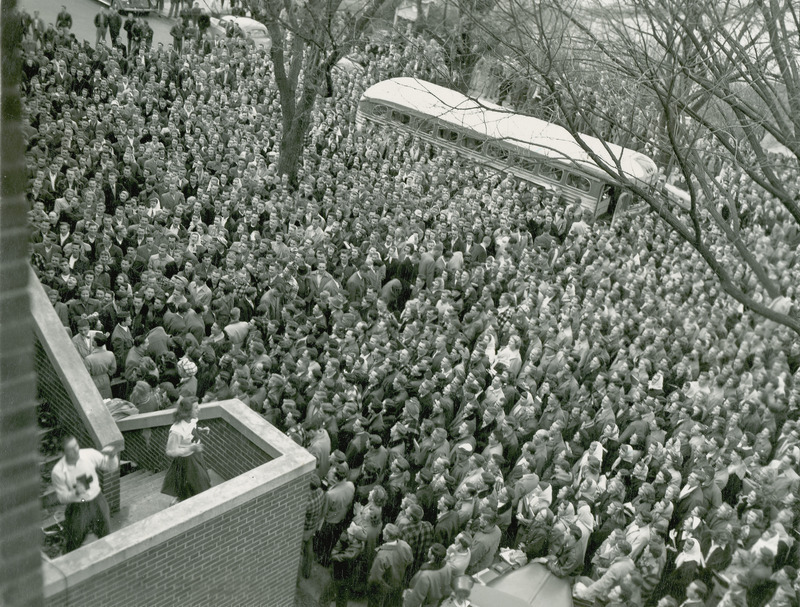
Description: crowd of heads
20,8,800,606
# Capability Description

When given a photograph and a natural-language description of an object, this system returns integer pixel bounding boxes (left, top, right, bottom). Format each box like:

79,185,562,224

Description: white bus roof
361,77,657,185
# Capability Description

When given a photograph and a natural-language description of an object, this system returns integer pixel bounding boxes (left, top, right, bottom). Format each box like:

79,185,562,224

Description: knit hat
177,357,198,377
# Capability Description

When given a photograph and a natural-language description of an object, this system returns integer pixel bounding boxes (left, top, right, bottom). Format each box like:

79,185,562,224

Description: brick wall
202,418,273,480
33,337,121,512
34,342,94,447
121,417,273,481
45,472,313,607
121,426,171,471
1,4,44,606
30,276,125,513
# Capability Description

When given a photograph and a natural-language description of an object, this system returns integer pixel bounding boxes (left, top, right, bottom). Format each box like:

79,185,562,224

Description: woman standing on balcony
161,397,211,503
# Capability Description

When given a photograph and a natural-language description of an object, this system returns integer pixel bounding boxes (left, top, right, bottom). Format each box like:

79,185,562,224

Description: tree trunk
277,116,306,189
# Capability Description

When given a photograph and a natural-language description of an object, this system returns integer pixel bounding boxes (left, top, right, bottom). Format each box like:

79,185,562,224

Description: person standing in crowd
368,524,413,607
403,543,452,607
161,397,211,504
51,436,120,552
71,317,95,359
84,333,117,399
55,6,72,34
123,13,136,54
466,511,501,574
94,8,108,47
107,7,122,48
170,18,185,52
168,0,182,18
301,475,325,579
329,522,367,607
19,12,800,606
316,463,355,567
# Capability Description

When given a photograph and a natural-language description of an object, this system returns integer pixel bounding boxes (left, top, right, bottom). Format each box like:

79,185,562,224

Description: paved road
19,0,174,48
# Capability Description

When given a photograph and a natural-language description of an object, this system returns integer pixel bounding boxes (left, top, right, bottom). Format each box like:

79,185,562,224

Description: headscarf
675,537,705,568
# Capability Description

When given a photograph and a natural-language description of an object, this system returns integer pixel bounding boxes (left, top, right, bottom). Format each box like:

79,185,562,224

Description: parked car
468,562,574,607
208,15,271,48
97,0,150,15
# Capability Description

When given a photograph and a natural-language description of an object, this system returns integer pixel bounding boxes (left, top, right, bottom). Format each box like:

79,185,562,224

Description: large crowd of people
20,7,800,607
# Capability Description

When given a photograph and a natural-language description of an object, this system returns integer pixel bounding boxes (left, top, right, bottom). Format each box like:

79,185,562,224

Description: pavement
19,0,175,47
296,563,369,607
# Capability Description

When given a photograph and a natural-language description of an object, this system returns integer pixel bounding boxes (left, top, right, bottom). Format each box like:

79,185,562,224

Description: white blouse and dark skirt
161,418,211,501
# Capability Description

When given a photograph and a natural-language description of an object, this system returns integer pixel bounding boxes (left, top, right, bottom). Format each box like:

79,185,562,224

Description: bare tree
244,0,397,186
448,0,800,334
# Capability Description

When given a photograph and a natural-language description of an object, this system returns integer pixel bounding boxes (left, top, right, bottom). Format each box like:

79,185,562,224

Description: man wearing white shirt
51,435,120,552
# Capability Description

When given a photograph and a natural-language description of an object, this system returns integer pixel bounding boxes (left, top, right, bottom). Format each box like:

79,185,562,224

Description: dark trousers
301,534,315,578
315,520,345,567
64,493,111,552
367,582,403,607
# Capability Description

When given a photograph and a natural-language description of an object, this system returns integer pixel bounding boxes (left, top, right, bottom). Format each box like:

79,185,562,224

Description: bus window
516,158,539,174
540,165,564,182
566,173,592,192
486,144,509,161
372,104,388,117
437,127,459,142
392,111,411,125
463,136,483,151
415,119,433,134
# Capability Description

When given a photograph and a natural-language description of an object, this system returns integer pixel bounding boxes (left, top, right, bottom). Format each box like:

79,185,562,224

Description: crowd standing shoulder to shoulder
21,9,800,606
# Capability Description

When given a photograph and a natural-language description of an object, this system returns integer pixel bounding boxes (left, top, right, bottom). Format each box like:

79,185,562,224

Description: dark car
98,0,150,16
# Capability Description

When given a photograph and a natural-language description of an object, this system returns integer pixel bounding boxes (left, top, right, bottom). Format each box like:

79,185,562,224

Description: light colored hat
178,357,197,377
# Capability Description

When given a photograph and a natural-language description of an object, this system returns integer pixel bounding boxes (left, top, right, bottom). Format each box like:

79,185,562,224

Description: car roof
468,563,574,607
220,16,268,31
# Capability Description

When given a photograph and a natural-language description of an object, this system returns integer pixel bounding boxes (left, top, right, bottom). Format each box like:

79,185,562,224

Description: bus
356,77,660,219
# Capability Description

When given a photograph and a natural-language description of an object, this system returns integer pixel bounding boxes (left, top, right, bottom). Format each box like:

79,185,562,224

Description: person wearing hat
329,522,367,607
368,524,413,607
303,416,331,480
400,503,435,576
403,542,452,607
415,467,438,522
434,494,461,549
176,356,199,399
315,463,355,567
386,456,411,522
345,415,371,482
301,475,325,578
362,433,390,481
466,511,501,574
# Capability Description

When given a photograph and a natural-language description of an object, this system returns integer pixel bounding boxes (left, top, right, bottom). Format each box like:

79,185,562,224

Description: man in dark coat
368,524,413,607
433,494,461,548
330,522,366,607
107,7,122,47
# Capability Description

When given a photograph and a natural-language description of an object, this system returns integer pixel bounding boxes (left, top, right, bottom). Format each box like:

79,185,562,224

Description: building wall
45,472,312,607
0,4,43,607
31,286,123,512
121,417,273,480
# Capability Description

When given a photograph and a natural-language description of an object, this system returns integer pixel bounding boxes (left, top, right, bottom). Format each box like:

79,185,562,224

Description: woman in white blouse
161,397,211,503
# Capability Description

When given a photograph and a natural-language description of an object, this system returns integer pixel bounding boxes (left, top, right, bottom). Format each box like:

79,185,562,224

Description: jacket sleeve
579,563,624,601
403,572,430,607
368,553,390,589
